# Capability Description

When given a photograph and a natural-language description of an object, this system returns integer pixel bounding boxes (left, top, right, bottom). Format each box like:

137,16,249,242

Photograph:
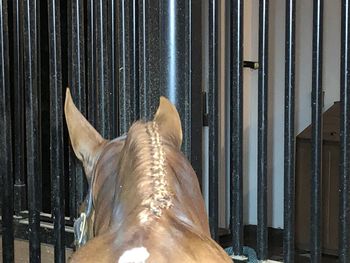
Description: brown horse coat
65,89,232,263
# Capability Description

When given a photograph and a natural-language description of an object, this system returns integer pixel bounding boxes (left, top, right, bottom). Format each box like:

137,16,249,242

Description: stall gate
0,0,350,263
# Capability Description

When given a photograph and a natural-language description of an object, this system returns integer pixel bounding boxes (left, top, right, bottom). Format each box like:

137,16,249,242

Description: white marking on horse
118,247,150,263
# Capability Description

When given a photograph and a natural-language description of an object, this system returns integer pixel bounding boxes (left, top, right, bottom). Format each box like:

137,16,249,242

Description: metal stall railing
230,0,244,258
339,1,350,262
257,0,269,260
228,0,349,262
48,1,65,262
0,0,204,262
1,1,14,262
284,0,296,262
23,0,42,261
310,0,323,262
1,0,350,262
208,0,219,241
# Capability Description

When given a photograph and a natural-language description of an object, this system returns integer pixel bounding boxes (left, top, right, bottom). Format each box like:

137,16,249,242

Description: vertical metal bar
339,0,350,262
69,0,86,116
118,0,138,134
310,0,324,262
283,1,296,262
39,0,49,215
0,0,14,261
190,0,203,187
95,0,112,138
131,0,139,120
119,0,130,134
138,0,160,120
159,0,191,159
257,0,269,260
208,0,218,240
87,0,96,128
12,0,26,214
23,0,41,261
230,0,244,255
69,0,86,214
109,0,119,137
48,0,65,262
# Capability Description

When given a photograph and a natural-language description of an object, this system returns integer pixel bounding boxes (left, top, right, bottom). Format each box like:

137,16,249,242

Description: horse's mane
119,121,173,224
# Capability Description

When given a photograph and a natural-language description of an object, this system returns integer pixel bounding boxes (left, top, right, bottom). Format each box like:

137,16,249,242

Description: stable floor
220,227,339,263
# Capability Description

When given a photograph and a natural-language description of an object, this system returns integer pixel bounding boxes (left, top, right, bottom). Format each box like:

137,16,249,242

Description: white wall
236,0,341,228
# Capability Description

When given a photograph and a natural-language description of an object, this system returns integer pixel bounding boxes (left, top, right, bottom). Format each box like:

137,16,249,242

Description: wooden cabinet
296,102,340,255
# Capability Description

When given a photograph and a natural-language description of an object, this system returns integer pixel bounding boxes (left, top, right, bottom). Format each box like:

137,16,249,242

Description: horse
64,88,233,262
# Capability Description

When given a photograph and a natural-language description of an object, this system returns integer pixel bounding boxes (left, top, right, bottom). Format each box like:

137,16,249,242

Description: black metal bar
257,0,269,260
48,0,65,262
310,0,324,262
87,0,96,128
95,0,111,138
283,1,296,262
190,0,203,188
159,0,191,159
118,0,130,134
339,1,350,262
23,0,41,261
109,0,119,137
68,0,86,215
138,0,160,120
12,0,26,215
208,0,218,241
0,0,15,261
118,0,139,134
230,0,244,256
131,0,139,121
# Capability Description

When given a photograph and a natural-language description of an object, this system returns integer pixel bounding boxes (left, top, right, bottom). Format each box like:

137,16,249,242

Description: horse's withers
64,88,232,262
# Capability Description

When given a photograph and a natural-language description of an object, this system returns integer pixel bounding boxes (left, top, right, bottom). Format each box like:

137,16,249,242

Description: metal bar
87,0,96,128
95,0,112,138
131,0,139,120
67,0,75,220
69,0,86,214
159,0,191,159
208,0,218,241
230,0,244,255
23,0,41,261
138,0,160,120
310,0,324,262
257,0,269,260
0,0,14,261
109,0,119,137
48,0,65,262
118,0,130,134
283,1,296,262
190,0,203,189
12,0,26,214
339,0,350,262
118,0,138,134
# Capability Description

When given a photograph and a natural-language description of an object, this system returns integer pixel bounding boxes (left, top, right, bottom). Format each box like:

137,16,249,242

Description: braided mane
123,121,172,224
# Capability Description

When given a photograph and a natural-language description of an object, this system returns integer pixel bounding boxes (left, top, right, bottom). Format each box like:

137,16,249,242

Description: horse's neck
93,147,210,238
108,174,210,238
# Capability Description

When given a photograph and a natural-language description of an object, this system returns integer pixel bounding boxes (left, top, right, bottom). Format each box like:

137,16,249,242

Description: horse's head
64,88,183,246
65,89,182,177
65,89,232,262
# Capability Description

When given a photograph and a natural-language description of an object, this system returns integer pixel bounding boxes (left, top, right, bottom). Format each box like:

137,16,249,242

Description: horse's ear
64,88,106,177
154,96,183,149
